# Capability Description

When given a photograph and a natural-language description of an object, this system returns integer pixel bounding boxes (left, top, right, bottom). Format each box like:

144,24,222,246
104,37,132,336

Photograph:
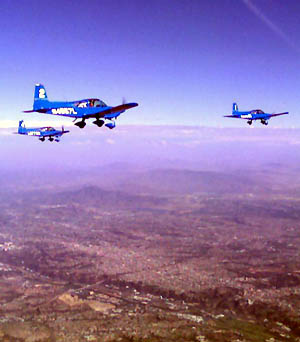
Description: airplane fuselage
224,103,288,126
32,99,134,129
17,120,69,142
19,127,65,137
26,84,138,129
34,100,119,119
232,111,272,121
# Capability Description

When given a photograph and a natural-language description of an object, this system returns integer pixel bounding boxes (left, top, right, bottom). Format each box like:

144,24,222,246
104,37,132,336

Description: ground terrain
0,166,300,341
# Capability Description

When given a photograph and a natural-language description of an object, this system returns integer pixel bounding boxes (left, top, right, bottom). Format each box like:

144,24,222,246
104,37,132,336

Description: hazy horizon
2,124,300,197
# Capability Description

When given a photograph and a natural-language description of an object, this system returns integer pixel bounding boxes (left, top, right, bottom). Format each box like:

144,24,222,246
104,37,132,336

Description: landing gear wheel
105,121,116,129
93,119,104,127
49,138,54,142
75,121,86,129
247,120,252,125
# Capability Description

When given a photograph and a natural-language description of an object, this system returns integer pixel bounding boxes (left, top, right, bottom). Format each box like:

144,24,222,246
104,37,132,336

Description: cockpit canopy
75,98,107,108
40,127,55,132
250,109,265,114
90,99,107,107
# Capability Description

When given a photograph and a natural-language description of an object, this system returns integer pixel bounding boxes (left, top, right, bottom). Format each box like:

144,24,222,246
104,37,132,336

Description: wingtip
128,102,138,107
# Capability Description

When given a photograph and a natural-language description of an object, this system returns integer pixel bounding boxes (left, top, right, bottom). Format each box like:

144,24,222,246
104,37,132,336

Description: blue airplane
224,103,289,125
16,120,69,142
24,84,138,129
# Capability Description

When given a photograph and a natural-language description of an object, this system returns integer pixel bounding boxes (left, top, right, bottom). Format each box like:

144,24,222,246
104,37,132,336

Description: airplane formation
15,83,288,142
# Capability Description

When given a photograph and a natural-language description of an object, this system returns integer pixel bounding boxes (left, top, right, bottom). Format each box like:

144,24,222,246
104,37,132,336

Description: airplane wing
23,109,49,113
223,115,241,118
268,112,289,117
83,103,138,119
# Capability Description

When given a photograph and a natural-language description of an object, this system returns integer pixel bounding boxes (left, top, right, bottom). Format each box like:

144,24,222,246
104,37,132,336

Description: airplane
224,103,289,125
24,84,138,129
16,120,69,142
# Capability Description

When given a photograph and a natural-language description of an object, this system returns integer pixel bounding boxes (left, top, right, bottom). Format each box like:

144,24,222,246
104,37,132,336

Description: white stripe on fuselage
241,114,253,119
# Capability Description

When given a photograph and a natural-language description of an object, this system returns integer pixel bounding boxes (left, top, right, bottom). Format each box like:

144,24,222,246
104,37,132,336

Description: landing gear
39,137,45,142
93,119,105,127
49,137,54,142
261,119,268,126
105,121,116,129
75,120,86,129
247,120,252,125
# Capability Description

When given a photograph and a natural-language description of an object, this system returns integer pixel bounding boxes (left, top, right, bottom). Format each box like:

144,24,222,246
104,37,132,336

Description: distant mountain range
17,185,167,209
5,164,300,208
115,169,267,195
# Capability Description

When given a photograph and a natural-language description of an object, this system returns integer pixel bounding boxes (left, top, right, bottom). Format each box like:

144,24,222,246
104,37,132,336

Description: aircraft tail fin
62,125,70,134
33,84,49,110
18,120,25,133
232,102,238,114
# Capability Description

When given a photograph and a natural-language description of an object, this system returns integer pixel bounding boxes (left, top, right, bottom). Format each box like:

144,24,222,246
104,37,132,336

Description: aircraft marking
51,108,78,115
78,102,88,108
39,89,46,99
28,131,41,136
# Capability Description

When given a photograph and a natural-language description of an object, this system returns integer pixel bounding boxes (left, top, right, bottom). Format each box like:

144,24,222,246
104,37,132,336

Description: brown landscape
0,159,300,342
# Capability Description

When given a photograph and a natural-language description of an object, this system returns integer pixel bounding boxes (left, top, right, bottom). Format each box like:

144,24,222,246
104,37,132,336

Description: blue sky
0,0,300,128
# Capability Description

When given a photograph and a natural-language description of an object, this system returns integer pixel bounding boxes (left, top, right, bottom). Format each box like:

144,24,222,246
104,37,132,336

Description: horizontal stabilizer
23,110,36,113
